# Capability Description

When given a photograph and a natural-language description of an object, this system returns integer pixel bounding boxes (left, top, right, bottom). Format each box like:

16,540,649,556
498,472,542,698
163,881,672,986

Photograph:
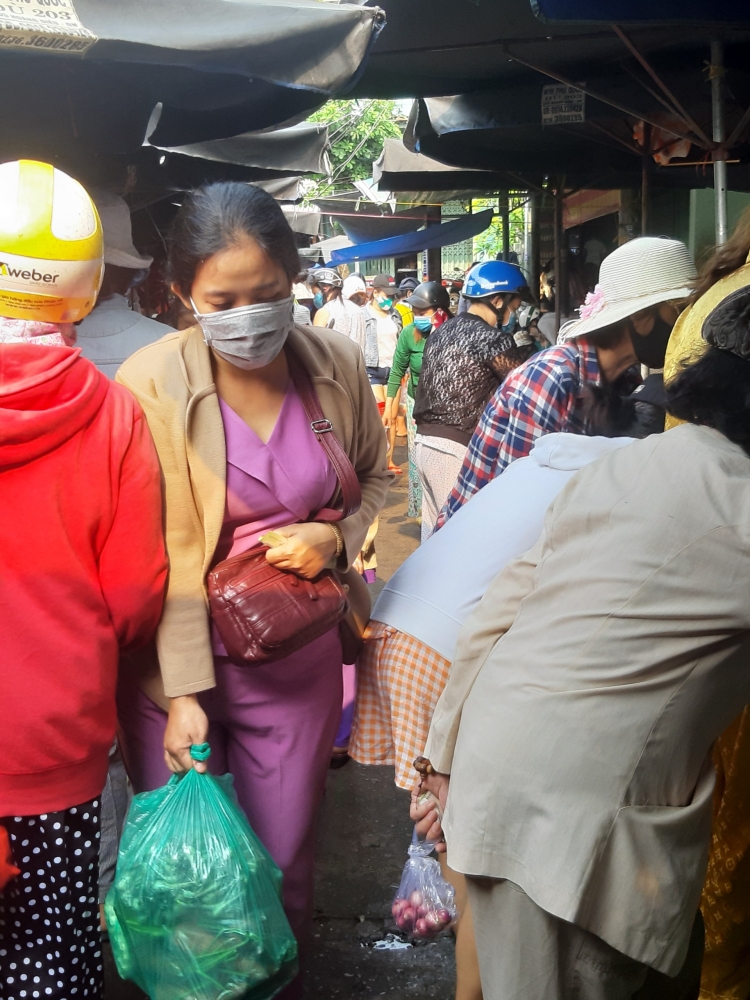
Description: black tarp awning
314,192,430,243
154,123,330,177
350,0,744,99
0,130,329,205
409,102,750,193
373,138,507,193
0,0,383,153
255,177,308,203
337,211,425,244
405,42,750,191
532,0,749,22
330,209,493,264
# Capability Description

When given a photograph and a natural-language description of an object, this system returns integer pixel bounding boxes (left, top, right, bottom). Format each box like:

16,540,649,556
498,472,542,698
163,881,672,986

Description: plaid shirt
436,339,600,528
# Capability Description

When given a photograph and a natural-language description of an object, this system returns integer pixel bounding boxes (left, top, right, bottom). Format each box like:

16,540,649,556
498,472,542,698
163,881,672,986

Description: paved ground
105,440,456,999
305,441,455,999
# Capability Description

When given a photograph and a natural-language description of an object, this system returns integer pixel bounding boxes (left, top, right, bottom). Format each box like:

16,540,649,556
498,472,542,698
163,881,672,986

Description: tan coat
425,424,750,975
116,323,391,698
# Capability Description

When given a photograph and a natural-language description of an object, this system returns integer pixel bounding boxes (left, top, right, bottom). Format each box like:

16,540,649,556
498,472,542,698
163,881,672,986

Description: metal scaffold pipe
711,40,728,246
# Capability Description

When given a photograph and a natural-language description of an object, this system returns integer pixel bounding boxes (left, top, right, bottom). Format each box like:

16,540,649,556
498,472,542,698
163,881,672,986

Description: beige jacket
116,323,391,698
425,424,750,975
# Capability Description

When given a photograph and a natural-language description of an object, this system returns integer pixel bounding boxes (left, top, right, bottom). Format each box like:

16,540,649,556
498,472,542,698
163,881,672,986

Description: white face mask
191,295,294,370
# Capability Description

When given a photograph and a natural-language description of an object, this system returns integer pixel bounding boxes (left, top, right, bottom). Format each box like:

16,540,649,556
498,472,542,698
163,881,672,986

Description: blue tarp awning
531,0,749,22
330,209,493,264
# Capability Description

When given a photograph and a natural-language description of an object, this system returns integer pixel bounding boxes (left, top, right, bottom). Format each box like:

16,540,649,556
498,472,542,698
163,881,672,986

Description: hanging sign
0,0,96,55
542,84,585,126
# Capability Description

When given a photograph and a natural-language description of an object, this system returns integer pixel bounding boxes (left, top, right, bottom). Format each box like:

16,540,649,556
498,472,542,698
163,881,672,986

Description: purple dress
211,387,338,654
118,382,344,1000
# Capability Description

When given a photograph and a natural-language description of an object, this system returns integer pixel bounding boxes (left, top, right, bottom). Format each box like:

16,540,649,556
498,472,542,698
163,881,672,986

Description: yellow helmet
0,160,103,323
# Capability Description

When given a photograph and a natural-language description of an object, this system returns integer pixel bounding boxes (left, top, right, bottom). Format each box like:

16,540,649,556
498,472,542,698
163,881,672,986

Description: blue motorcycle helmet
463,260,531,300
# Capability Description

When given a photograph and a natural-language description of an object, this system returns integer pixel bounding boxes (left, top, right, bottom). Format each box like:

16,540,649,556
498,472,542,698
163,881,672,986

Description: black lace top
413,314,533,445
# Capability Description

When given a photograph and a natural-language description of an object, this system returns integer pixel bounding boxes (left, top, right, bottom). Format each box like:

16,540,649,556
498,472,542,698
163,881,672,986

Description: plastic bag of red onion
391,828,457,940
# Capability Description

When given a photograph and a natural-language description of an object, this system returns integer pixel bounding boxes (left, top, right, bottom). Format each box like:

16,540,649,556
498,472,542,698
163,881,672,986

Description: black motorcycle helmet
398,277,419,292
403,281,450,312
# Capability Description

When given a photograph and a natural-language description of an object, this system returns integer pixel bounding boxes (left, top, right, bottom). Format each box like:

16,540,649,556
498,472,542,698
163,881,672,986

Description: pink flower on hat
579,285,606,321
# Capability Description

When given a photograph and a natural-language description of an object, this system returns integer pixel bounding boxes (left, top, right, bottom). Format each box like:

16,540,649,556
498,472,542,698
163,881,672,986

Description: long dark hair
666,346,750,453
689,205,750,303
167,182,300,294
583,382,652,439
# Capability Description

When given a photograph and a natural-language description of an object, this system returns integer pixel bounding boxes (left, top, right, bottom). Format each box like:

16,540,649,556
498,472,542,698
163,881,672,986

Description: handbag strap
287,350,362,522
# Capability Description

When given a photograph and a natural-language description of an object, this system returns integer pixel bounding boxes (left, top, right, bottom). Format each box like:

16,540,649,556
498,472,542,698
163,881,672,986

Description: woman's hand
382,395,396,429
164,694,209,774
410,772,450,852
265,522,338,579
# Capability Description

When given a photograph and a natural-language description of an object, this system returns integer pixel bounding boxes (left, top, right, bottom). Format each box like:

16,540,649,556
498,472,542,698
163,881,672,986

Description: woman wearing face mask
310,266,367,356
115,182,391,999
364,273,403,404
498,292,523,338
384,281,451,518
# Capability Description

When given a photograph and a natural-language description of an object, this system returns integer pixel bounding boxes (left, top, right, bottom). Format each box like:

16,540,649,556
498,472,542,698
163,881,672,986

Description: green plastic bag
105,746,297,1000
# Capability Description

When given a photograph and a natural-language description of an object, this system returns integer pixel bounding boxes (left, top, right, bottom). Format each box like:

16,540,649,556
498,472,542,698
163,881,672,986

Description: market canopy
300,235,353,262
154,123,330,178
337,209,426,244
329,209,494,264
531,0,749,22
0,0,383,154
282,205,322,238
254,177,309,203
405,51,750,192
350,0,744,99
373,138,506,193
29,125,330,204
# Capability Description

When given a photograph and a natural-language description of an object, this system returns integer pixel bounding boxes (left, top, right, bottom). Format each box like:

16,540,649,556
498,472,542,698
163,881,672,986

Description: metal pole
711,39,728,246
612,26,711,147
523,195,530,276
530,191,541,303
641,121,651,236
499,191,510,261
560,219,570,320
554,182,563,335
425,205,442,281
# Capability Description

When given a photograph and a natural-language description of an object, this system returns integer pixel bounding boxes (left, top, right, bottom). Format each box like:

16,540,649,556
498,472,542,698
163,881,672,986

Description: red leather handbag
207,351,363,665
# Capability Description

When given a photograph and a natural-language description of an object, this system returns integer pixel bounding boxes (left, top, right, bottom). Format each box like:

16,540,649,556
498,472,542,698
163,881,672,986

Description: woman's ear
171,282,192,311
658,302,679,326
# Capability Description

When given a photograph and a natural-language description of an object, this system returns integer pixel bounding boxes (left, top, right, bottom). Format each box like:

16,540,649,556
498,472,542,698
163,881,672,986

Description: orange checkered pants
350,620,451,790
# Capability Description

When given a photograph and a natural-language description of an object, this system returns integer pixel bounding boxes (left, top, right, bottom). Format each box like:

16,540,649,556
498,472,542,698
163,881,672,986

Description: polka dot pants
0,798,103,1000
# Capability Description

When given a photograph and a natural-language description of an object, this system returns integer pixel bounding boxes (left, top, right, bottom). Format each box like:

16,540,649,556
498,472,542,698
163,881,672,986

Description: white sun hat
343,273,367,300
560,237,696,341
93,190,153,270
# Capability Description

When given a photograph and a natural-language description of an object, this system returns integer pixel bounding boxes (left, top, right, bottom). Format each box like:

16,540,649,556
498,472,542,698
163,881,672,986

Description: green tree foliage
472,196,526,260
307,99,404,196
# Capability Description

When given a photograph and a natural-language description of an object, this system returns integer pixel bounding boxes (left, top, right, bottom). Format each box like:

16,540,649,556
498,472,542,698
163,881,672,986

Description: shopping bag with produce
391,827,457,941
105,743,297,1000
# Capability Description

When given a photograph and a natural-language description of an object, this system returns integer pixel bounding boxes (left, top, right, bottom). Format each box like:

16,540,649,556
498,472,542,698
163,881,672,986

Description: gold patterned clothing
701,708,750,999
664,254,750,430
663,254,750,998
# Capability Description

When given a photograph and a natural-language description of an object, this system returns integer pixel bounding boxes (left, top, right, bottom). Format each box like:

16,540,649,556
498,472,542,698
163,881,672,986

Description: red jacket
0,345,167,816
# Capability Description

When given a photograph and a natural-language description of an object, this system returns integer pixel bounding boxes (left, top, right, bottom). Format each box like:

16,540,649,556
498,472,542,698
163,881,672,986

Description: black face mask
630,314,673,369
